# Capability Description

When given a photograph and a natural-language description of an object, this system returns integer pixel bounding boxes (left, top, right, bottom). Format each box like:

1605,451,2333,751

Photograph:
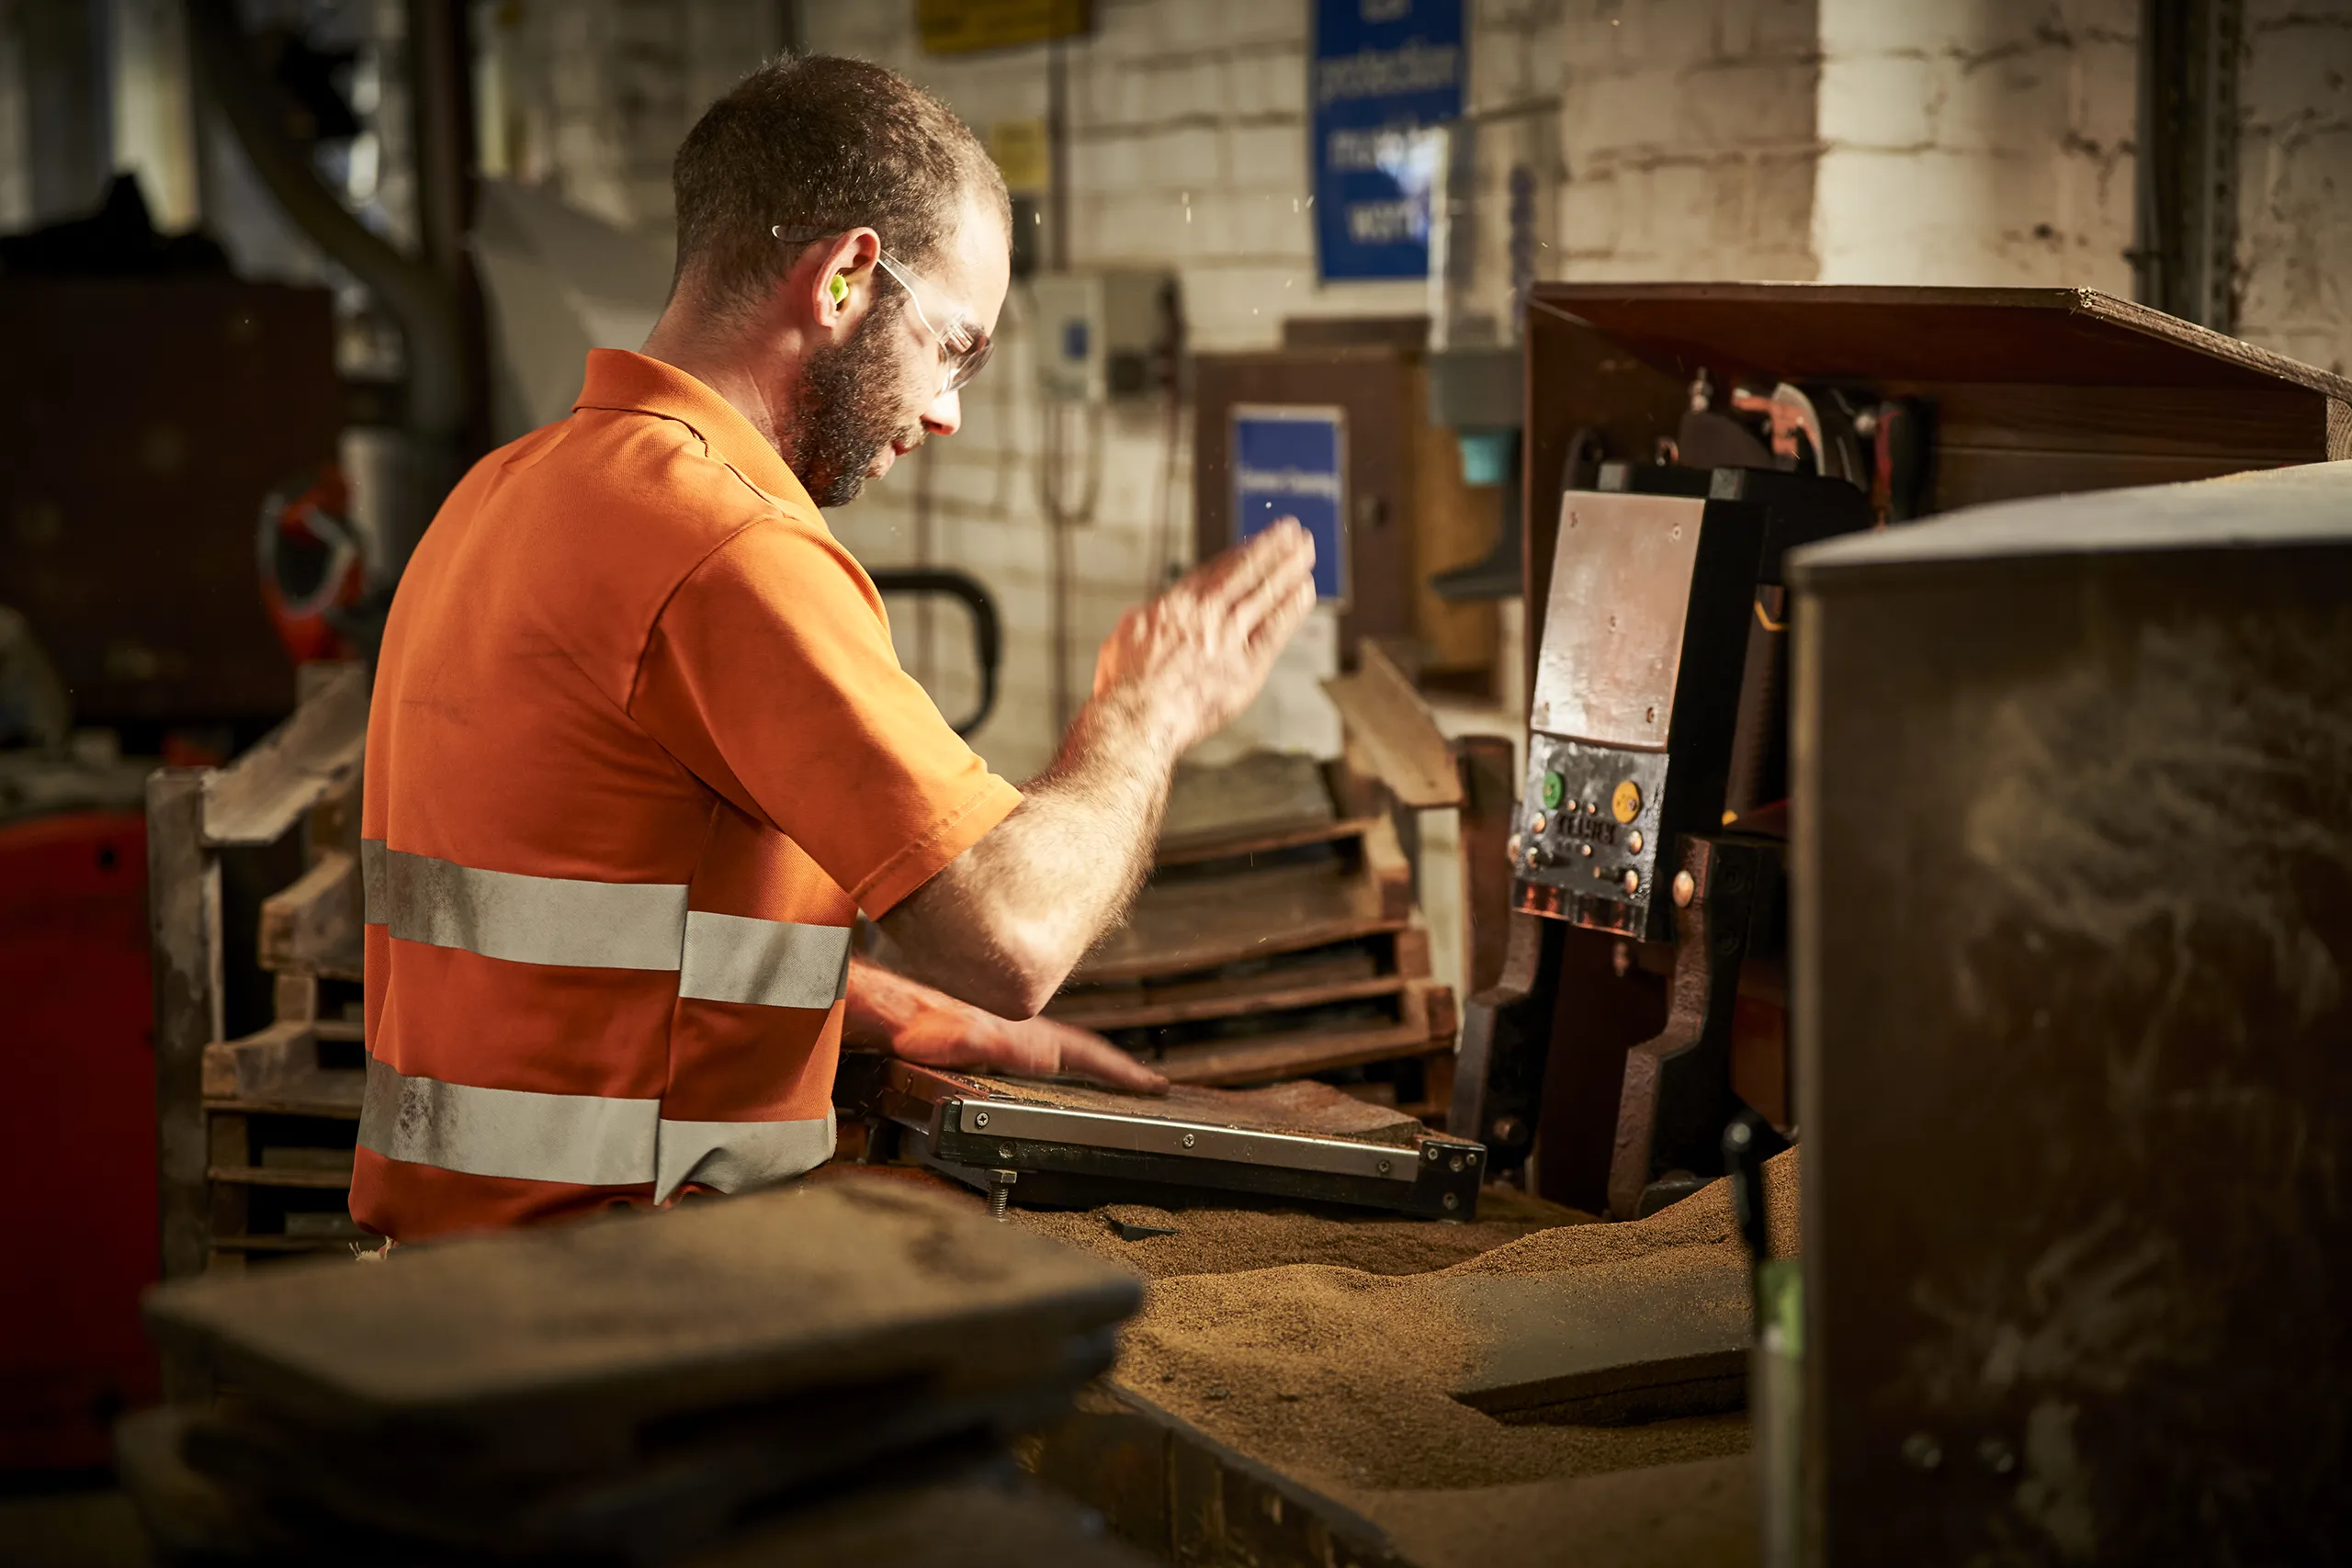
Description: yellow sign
989,118,1050,192
918,0,1092,55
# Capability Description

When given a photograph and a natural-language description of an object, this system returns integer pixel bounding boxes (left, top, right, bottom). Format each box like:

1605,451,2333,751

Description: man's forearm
876,685,1179,1017
877,521,1316,1019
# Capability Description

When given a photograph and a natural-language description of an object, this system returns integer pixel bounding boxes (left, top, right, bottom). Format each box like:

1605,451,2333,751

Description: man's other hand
846,954,1168,1093
888,996,1169,1094
1091,519,1317,755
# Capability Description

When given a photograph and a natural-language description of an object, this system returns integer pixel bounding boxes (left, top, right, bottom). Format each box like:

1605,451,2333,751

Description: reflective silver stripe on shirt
362,841,848,1005
678,911,852,1010
360,837,389,924
361,1055,835,1200
363,841,689,970
654,1110,836,1202
360,1054,660,1187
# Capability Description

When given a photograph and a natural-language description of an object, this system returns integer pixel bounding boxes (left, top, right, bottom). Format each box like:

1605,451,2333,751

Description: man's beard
784,301,924,508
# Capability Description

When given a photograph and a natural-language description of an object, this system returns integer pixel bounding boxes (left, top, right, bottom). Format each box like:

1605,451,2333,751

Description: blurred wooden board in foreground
135,1176,1144,1562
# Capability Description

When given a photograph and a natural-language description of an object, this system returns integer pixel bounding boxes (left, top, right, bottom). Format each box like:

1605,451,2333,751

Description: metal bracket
1606,835,1775,1220
1448,911,1565,1175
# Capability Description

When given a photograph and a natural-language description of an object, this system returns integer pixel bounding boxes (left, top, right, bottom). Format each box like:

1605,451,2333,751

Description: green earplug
830,275,849,303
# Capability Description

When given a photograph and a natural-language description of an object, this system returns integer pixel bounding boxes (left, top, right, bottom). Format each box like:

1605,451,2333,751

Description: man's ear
811,228,883,332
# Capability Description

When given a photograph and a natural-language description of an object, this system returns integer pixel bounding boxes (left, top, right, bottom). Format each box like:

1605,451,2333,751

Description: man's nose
922,386,961,437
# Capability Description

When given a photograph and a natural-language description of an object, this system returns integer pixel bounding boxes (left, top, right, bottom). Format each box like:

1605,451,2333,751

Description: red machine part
258,465,365,666
0,810,158,1471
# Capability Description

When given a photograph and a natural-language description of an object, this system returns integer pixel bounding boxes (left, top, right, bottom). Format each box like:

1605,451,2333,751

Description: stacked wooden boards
150,662,378,1279
201,780,371,1267
124,1177,1151,1565
1046,751,1457,1117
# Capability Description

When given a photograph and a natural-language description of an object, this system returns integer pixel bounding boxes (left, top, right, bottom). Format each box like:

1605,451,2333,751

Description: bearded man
353,54,1314,1241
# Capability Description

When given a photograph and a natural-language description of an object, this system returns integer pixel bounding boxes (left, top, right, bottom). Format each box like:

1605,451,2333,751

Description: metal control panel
1513,738,1671,935
1512,467,1870,942
1515,482,1747,942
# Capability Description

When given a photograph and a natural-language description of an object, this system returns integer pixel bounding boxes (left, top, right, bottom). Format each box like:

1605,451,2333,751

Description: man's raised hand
1091,519,1317,755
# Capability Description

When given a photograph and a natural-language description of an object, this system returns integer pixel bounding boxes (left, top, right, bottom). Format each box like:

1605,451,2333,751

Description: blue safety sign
1310,0,1465,282
1232,405,1348,604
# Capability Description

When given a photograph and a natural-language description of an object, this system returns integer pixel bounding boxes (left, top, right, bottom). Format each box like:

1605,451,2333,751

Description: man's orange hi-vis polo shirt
352,349,1021,1242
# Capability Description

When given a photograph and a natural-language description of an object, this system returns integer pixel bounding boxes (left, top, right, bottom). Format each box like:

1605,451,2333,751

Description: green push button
1540,771,1565,810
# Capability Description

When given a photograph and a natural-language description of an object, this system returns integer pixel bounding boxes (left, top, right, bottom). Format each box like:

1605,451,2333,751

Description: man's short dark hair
671,53,1009,316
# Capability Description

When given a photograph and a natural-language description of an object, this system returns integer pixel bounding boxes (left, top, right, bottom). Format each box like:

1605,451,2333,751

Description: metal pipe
185,0,467,568
406,0,475,281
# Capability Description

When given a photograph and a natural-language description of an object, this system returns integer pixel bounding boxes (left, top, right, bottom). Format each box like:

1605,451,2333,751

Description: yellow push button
1611,780,1643,824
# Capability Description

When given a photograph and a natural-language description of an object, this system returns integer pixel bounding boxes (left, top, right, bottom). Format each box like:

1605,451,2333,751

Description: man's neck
639,307,796,457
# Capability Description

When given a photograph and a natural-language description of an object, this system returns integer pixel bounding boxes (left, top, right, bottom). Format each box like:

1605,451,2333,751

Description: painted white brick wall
2235,1,2352,375
1555,0,1823,282
803,0,1455,781
487,0,2352,786
488,0,786,234
1813,0,2139,289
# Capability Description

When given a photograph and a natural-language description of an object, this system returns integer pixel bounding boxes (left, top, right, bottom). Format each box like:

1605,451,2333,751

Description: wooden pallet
1048,926,1429,1029
204,1010,370,1274
153,663,372,1301
257,850,361,981
1072,815,1413,987
1152,981,1457,1087
1051,750,1462,1118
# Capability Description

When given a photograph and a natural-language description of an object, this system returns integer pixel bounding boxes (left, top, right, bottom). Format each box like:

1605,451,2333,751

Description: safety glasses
771,225,994,394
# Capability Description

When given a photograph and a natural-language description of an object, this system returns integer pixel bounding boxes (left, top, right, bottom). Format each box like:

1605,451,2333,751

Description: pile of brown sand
1453,1144,1802,1278
1102,1147,1802,1500
1120,1264,1749,1492
1011,1184,1588,1281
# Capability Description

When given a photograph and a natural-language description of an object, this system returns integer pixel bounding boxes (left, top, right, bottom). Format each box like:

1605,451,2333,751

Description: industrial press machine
1453,457,1869,1219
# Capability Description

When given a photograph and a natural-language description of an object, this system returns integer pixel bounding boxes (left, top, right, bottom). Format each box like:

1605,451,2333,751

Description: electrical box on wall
1030,271,1175,402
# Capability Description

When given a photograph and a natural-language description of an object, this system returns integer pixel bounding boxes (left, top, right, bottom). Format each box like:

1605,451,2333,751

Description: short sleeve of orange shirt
352,349,1019,1243
631,520,1012,916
